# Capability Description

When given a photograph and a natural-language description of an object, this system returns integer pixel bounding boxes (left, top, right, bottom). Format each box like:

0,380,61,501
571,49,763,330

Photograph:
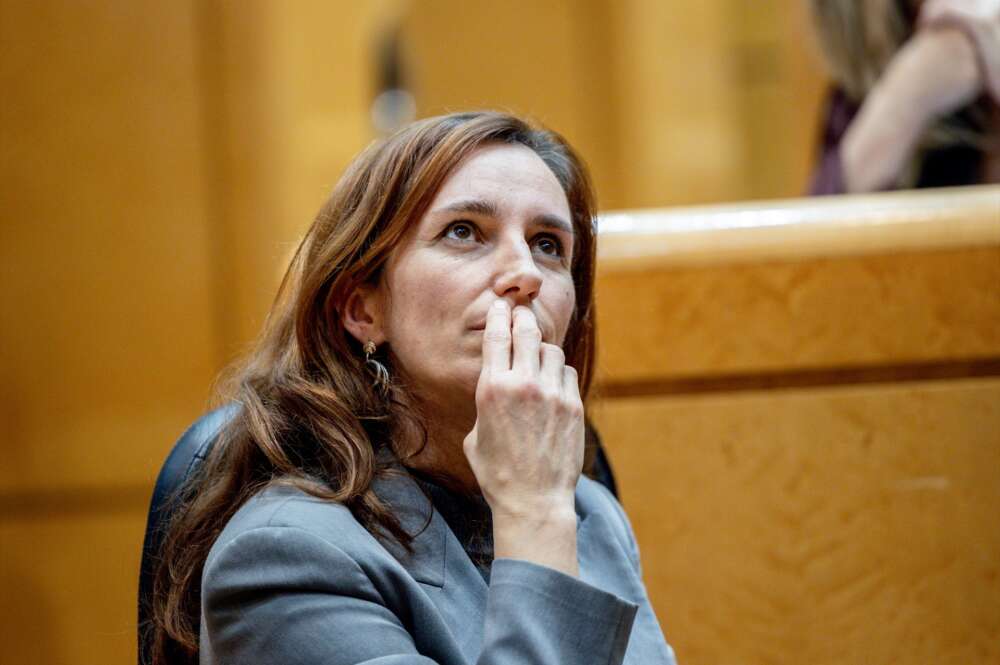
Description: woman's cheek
405,269,457,330
554,282,576,345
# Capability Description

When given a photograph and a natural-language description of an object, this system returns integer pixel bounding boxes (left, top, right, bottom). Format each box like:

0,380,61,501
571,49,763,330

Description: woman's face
373,143,577,405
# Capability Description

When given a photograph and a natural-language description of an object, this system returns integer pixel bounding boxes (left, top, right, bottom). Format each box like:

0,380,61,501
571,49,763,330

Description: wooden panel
402,0,624,206
610,0,827,206
403,0,825,209
0,0,218,493
203,0,399,350
596,246,1000,382
731,0,828,198
598,186,1000,270
591,378,1000,665
1,4,408,665
612,0,746,205
0,0,399,494
0,507,147,665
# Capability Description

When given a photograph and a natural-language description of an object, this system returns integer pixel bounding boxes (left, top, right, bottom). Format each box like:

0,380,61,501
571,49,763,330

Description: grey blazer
199,468,677,665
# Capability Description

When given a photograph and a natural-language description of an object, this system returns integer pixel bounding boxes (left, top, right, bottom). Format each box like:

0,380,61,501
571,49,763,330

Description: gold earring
364,340,389,394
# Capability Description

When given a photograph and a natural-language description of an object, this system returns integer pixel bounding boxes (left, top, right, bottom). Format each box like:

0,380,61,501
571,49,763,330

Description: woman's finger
562,364,581,405
481,300,512,373
510,306,542,376
562,365,585,472
539,343,566,391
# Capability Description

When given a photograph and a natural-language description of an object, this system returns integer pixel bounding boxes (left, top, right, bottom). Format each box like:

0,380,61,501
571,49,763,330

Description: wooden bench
591,185,1000,665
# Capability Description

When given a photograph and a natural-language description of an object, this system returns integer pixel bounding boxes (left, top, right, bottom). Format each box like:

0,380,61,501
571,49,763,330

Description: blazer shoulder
576,475,625,522
206,483,383,568
576,476,641,570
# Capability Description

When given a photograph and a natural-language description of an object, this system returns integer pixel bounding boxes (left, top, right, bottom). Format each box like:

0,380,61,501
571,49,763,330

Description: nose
492,237,543,306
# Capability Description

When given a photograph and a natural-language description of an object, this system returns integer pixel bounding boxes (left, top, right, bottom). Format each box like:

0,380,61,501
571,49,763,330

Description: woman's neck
401,393,481,496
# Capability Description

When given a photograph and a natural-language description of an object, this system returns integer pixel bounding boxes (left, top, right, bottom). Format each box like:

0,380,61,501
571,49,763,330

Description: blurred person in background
149,111,675,665
809,0,1000,193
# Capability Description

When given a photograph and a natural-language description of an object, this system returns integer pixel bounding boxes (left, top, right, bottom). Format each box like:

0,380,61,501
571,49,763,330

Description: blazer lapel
371,464,490,663
371,468,449,586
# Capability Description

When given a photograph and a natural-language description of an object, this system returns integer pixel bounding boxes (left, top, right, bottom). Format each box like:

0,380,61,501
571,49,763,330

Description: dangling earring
364,340,390,395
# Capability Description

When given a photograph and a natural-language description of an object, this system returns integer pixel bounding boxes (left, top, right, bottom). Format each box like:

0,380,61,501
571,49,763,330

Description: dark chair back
137,404,237,665
137,405,617,664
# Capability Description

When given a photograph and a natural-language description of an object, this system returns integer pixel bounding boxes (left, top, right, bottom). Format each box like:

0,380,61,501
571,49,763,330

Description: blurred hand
842,25,983,191
894,26,983,117
920,0,1000,103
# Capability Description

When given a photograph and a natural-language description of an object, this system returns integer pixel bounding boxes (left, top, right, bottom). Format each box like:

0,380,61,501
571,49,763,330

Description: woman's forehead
428,143,570,218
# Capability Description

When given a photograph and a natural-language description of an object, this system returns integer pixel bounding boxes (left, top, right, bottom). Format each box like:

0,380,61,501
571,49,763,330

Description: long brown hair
148,111,599,664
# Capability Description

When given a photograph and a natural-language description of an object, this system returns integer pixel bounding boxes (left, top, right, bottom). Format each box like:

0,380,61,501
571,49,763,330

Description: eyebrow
433,198,575,236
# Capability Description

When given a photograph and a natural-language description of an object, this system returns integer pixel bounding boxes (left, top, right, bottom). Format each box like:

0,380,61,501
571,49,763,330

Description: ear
340,283,386,347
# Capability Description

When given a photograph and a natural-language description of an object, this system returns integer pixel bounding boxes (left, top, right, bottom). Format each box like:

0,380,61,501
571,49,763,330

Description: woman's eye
533,235,564,257
445,221,477,241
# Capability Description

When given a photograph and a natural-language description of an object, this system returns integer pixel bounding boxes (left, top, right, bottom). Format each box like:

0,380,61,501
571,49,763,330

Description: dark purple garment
808,87,986,195
808,88,858,195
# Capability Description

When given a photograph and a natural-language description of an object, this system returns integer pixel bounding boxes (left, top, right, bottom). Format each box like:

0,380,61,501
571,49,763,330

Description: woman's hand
920,0,1000,103
842,26,983,191
841,1,1000,192
463,300,584,576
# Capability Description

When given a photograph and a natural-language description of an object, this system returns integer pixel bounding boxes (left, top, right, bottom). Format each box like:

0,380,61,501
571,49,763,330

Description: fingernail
493,300,507,310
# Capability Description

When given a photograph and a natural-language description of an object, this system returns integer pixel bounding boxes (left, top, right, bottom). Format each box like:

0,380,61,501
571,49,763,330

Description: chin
449,362,483,399
455,369,481,397
412,365,479,405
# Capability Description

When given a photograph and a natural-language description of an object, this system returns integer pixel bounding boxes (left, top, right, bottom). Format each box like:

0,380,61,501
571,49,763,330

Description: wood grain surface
595,246,1000,384
592,378,1000,665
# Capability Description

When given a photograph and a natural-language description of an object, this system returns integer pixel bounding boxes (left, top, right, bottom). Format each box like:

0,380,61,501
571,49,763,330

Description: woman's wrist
487,489,576,521
492,504,579,577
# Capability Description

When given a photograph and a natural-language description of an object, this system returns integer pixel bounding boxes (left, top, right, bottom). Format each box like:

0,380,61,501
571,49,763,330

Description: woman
150,112,676,664
809,0,1000,193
